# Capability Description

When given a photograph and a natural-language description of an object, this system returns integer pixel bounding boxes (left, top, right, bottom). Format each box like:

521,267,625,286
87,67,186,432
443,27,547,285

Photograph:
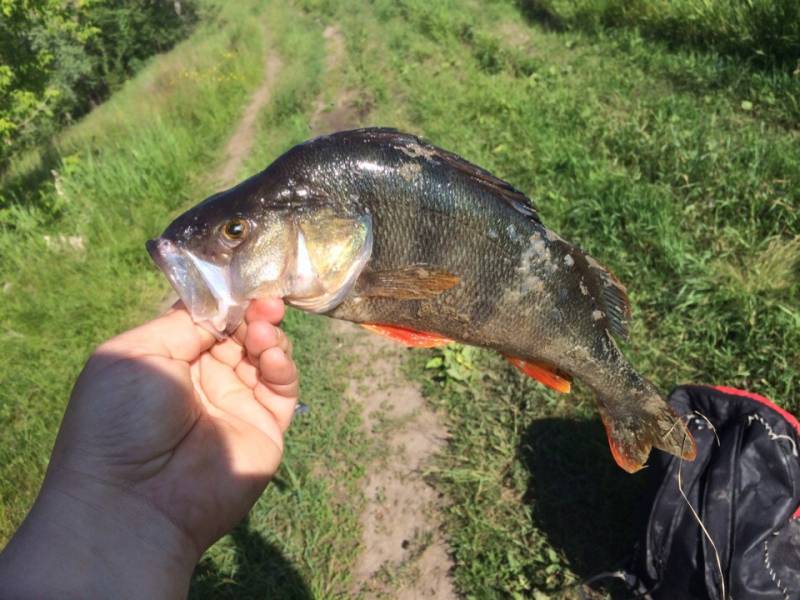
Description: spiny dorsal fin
329,128,541,224
432,146,541,224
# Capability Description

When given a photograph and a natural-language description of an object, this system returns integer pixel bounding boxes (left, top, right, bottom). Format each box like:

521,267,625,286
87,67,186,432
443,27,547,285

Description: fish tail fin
595,390,697,473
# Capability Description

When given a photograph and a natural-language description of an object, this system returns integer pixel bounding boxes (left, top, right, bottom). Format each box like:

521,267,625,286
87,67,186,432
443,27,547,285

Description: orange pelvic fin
360,324,453,348
506,356,572,393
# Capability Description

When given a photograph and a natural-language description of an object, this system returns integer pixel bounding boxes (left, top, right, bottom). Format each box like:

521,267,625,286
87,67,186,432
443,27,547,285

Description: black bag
623,385,800,599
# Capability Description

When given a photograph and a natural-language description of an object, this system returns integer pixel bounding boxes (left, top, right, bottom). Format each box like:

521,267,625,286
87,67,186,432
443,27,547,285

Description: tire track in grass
335,322,457,599
309,26,362,133
211,28,282,187
310,24,457,600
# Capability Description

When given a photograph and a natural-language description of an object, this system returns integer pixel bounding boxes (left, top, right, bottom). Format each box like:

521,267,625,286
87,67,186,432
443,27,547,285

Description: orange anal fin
360,324,453,348
506,356,572,393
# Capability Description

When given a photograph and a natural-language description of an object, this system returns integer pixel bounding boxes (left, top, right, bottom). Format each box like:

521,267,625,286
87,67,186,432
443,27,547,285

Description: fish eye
222,218,248,242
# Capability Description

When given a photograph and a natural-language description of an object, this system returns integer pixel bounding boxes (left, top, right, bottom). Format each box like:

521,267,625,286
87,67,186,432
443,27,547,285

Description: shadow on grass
515,0,566,32
519,418,649,590
189,517,312,599
0,142,62,212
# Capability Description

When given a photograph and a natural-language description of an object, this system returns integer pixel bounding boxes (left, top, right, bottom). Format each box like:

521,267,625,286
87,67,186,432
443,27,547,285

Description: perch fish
147,128,697,472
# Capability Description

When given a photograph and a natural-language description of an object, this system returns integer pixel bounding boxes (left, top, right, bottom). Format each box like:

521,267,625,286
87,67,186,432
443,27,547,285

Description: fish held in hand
147,128,696,473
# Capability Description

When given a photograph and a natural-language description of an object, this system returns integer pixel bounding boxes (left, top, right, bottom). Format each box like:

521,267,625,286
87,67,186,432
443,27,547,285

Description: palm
56,300,297,554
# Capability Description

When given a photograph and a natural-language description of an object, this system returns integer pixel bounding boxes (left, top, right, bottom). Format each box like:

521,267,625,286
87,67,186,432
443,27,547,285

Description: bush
0,0,198,170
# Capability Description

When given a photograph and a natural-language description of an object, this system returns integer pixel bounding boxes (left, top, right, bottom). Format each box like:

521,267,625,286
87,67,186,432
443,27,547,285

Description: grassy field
0,0,266,534
530,0,800,67
308,0,799,596
1,0,799,598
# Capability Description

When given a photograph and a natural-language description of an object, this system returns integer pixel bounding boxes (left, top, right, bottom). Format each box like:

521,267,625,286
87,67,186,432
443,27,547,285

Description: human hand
0,299,298,599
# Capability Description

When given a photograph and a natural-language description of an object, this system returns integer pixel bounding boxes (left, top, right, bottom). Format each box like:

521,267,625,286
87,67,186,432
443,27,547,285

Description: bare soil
159,31,281,315
212,35,282,187
313,25,458,600
331,322,457,599
309,26,364,134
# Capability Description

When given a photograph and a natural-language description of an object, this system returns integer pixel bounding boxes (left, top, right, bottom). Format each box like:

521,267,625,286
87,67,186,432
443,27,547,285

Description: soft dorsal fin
598,271,632,340
330,128,541,224
574,250,632,340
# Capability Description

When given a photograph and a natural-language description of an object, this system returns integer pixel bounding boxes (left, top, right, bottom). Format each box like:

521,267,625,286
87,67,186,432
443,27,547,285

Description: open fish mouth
146,237,243,336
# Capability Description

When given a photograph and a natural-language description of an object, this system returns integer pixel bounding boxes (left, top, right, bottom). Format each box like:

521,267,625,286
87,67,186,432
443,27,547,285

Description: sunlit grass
315,0,799,596
532,0,800,67
0,0,268,543
1,0,798,597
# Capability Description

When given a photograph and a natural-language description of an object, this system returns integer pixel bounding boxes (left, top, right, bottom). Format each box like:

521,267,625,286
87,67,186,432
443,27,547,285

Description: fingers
240,321,298,433
230,298,286,348
243,322,296,388
243,321,292,362
246,298,285,326
130,298,282,363
257,347,297,387
209,338,246,369
196,354,284,449
100,305,216,363
254,358,299,433
169,295,296,436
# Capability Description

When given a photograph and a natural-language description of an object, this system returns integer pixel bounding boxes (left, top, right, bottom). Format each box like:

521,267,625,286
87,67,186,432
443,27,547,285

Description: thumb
100,304,216,362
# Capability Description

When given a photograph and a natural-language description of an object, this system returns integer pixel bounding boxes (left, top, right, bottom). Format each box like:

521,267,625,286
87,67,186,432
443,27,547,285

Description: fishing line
575,411,725,600
677,412,726,600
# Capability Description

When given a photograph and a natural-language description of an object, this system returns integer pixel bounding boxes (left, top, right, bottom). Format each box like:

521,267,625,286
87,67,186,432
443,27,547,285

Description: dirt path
211,31,282,187
309,26,362,133
334,322,457,599
312,26,458,599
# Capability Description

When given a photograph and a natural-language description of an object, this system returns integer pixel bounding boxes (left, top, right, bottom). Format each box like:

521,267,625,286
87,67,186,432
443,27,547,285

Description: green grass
2,0,799,597
304,0,799,596
525,0,800,67
0,0,266,538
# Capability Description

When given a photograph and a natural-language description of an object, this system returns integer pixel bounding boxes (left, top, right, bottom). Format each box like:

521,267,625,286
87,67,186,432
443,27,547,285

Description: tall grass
516,0,800,128
524,0,800,67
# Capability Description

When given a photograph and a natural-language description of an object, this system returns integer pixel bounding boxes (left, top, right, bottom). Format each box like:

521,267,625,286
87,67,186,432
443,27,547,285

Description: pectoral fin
355,265,459,300
506,356,572,393
361,323,453,348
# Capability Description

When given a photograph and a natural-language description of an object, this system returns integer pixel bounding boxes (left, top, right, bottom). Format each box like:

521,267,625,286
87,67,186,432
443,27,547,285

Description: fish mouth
146,237,243,336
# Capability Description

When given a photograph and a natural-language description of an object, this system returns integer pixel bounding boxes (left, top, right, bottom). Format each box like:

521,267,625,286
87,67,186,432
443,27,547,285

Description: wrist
0,468,199,599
